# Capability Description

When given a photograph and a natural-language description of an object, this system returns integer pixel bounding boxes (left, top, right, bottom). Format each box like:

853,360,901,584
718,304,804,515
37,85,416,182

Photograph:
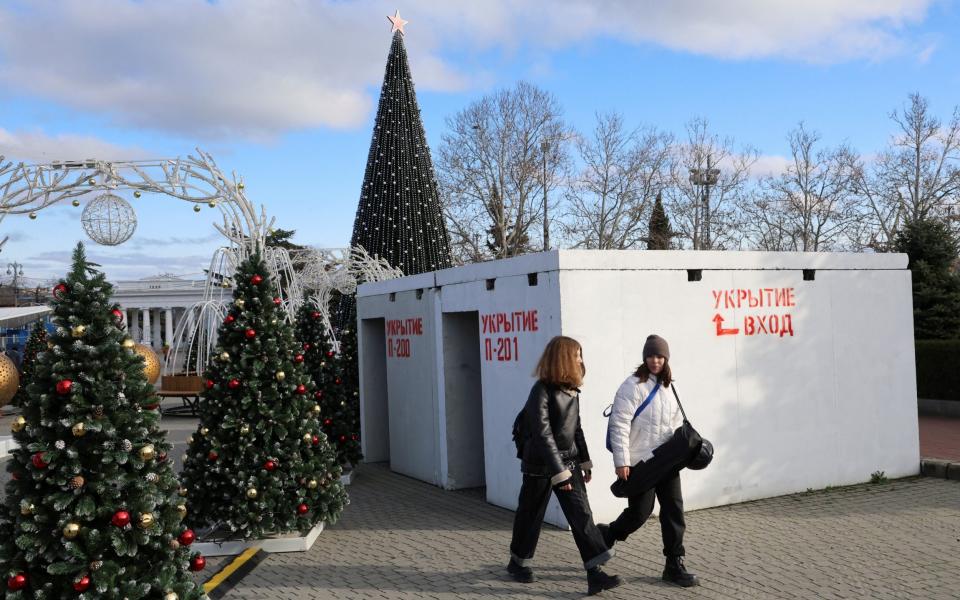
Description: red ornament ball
326,350,334,358
314,391,323,400
244,328,256,339
111,308,124,324
53,283,68,298
338,435,347,443
228,378,241,389
323,418,332,426
31,452,48,469
293,354,304,363
208,451,219,462
56,379,73,395
178,529,196,546
334,377,342,385
73,575,91,592
312,435,320,446
158,452,168,462
205,379,215,390
143,401,160,410
250,274,264,285
310,311,321,319
189,555,207,571
264,460,276,471
273,297,282,306
6,573,27,591
297,503,308,515
112,510,131,527
295,384,307,395
224,315,235,324
303,343,312,351
352,433,359,441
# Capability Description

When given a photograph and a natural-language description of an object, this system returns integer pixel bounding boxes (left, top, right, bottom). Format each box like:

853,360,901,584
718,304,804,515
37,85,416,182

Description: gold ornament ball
88,177,96,185
63,522,81,539
307,479,318,490
219,351,230,361
239,423,250,435
138,512,155,529
220,280,231,289
178,486,188,497
28,212,37,220
133,343,161,384
200,427,209,436
122,338,135,349
11,415,26,433
0,354,20,407
311,404,321,415
238,182,245,190
246,488,258,499
71,324,87,338
72,199,81,207
302,433,312,444
176,504,187,519
138,444,156,461
193,204,201,213
165,593,179,600
133,190,142,198
20,503,34,516
235,299,245,309
208,201,217,208
71,422,86,437
275,371,286,382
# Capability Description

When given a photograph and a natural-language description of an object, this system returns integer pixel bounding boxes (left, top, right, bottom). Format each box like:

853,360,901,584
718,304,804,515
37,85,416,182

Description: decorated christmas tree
10,320,47,407
180,253,347,540
348,15,452,276
0,243,204,600
295,304,361,467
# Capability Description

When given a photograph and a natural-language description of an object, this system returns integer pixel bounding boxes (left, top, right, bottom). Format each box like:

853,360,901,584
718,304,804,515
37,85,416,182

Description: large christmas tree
0,244,204,600
295,304,361,467
180,253,347,540
349,17,452,275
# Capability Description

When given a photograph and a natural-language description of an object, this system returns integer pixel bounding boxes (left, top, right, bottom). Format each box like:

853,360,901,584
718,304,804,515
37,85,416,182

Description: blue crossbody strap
605,381,661,452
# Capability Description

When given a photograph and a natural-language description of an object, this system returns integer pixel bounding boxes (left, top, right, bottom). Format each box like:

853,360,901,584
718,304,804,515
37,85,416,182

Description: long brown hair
634,360,672,387
534,336,585,389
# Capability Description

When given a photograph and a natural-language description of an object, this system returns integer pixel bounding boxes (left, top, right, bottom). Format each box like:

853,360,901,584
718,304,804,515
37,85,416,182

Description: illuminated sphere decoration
81,193,137,246
133,343,161,384
0,354,20,407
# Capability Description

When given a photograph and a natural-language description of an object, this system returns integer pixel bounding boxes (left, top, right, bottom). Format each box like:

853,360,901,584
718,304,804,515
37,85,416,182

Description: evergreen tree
349,29,452,276
11,321,47,407
180,254,346,540
0,243,204,600
647,192,673,250
295,304,361,467
333,324,362,467
894,218,960,339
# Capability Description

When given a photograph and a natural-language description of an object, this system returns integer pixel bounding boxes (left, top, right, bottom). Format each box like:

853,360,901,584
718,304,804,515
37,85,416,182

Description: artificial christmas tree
349,21,452,276
647,192,673,250
180,254,347,540
10,321,47,407
295,305,361,468
0,243,204,600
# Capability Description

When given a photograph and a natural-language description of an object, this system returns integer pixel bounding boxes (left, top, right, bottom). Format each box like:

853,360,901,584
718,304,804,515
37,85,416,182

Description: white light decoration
81,193,137,246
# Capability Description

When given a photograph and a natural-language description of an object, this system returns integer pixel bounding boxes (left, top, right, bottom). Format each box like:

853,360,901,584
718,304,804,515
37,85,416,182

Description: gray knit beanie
642,334,670,360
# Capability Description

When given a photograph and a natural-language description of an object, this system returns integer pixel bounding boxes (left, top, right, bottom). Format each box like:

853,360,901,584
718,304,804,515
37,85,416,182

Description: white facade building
355,250,919,527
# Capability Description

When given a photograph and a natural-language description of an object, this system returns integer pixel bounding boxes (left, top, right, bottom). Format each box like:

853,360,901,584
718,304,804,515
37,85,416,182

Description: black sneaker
662,556,699,587
587,566,622,595
507,558,535,583
596,523,616,548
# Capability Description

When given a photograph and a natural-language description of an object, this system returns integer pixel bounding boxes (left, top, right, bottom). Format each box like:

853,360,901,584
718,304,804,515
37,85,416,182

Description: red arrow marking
713,313,740,336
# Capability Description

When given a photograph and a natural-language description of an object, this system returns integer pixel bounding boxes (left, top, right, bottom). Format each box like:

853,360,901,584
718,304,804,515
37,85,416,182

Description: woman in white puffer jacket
597,335,700,588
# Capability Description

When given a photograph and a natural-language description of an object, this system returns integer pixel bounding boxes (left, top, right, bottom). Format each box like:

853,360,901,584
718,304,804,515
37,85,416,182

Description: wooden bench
156,375,203,416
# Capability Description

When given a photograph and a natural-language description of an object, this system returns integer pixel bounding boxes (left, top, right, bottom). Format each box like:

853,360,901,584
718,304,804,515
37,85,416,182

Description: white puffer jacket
608,374,683,468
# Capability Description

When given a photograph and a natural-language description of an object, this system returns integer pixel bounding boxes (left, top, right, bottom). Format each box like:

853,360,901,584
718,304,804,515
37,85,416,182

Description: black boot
662,556,699,587
596,523,616,548
587,566,622,595
507,558,535,583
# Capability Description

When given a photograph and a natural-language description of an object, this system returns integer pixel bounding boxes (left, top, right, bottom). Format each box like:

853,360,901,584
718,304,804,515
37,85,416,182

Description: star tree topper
388,9,409,35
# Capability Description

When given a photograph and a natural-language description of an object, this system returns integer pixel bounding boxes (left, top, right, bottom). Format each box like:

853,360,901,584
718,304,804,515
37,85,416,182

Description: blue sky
1,0,958,282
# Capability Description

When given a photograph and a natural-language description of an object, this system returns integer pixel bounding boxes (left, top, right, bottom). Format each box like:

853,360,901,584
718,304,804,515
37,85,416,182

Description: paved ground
918,415,960,461
2,406,959,599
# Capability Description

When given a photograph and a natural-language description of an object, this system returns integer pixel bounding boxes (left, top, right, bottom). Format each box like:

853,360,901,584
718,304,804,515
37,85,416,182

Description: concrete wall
357,250,919,528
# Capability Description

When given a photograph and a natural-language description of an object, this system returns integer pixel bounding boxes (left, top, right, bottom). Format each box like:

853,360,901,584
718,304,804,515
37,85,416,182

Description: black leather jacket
520,380,593,485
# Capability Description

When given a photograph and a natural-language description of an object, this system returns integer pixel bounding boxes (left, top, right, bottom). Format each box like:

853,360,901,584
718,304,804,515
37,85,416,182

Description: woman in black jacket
507,336,621,596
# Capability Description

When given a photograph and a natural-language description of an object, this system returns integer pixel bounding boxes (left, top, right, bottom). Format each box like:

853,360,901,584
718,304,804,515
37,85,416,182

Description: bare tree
667,118,757,250
852,93,960,249
437,81,569,261
743,123,861,251
561,112,673,249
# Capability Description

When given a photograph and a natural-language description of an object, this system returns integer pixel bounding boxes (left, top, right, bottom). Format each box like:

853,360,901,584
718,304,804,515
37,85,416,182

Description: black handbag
610,384,713,498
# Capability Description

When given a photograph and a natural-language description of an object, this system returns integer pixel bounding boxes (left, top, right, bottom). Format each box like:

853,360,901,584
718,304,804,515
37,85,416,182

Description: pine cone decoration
89,560,103,571
69,476,85,489
93,405,104,419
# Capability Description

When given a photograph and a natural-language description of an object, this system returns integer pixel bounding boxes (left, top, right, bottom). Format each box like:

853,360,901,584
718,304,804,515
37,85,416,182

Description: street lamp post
689,157,721,249
6,261,24,307
541,139,550,251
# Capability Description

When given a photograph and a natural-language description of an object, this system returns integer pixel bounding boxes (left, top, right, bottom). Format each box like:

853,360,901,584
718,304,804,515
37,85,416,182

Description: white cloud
0,1,939,139
0,128,148,162
750,154,793,179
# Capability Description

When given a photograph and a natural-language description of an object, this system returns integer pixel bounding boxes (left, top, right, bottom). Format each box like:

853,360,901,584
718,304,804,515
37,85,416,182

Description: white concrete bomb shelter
356,250,919,527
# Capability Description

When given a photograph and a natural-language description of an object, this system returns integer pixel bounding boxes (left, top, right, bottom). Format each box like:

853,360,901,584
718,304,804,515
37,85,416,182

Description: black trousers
608,468,686,557
509,467,613,570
